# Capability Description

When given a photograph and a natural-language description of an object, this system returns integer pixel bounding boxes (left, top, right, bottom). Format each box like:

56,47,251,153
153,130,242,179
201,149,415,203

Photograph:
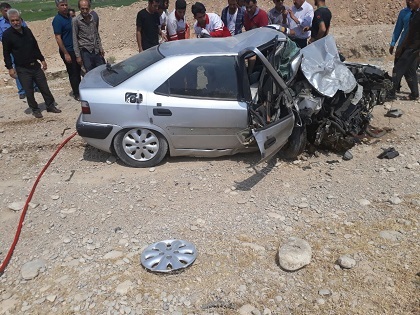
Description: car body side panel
147,93,248,150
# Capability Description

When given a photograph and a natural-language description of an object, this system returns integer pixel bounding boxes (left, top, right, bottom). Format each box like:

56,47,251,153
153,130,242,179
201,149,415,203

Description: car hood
300,35,357,97
79,64,112,89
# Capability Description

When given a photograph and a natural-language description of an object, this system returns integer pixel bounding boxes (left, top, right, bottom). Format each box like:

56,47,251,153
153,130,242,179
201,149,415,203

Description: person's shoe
32,110,43,118
47,106,62,113
73,94,80,101
19,93,26,99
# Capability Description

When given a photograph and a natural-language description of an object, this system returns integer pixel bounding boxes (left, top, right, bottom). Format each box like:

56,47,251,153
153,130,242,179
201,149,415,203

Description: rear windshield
101,47,164,86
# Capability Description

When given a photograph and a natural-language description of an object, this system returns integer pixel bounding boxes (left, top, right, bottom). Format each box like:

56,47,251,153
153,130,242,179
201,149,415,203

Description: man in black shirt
2,9,61,118
309,0,331,43
136,0,167,52
388,0,420,101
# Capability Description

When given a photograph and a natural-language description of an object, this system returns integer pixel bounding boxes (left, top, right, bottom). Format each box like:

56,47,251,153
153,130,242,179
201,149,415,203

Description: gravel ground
0,59,419,314
0,0,419,311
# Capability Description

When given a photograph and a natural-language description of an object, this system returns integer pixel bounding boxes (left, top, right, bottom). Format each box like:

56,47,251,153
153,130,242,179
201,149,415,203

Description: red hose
0,131,77,275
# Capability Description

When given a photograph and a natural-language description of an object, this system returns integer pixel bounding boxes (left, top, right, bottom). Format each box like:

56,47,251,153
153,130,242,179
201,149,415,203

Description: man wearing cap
2,9,61,118
167,0,190,40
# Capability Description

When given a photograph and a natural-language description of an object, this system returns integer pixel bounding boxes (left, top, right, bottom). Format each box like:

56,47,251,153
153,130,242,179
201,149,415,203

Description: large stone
278,237,312,271
21,259,46,280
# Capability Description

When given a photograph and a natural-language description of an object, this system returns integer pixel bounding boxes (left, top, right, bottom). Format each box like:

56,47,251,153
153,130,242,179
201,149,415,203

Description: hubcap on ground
141,239,197,273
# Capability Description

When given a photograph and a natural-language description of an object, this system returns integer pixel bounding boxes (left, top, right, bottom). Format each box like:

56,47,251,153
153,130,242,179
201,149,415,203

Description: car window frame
154,55,241,101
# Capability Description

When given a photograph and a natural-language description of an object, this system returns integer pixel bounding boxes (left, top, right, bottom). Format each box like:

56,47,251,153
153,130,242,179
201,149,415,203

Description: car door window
155,56,238,100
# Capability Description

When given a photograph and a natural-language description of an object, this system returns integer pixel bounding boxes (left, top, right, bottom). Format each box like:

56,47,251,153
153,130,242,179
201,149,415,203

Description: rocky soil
1,1,419,314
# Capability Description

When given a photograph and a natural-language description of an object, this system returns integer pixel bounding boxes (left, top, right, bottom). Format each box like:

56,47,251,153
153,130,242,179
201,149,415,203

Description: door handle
153,108,172,116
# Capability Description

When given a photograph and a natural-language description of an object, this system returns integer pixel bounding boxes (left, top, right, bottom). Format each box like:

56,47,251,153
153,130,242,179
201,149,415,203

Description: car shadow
82,145,110,163
233,157,278,191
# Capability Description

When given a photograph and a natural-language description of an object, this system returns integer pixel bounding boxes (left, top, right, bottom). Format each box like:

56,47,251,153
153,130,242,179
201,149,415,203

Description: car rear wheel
279,125,307,160
113,128,168,168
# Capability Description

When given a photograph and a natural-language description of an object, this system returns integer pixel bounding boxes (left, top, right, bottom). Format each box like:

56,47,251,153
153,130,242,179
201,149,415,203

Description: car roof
158,27,287,57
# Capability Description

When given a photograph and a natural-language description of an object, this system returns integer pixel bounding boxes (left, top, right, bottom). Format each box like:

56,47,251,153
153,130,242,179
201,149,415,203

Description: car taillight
81,100,91,114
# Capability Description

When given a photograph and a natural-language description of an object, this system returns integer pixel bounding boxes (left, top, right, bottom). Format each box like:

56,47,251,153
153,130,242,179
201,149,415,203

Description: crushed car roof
158,27,287,57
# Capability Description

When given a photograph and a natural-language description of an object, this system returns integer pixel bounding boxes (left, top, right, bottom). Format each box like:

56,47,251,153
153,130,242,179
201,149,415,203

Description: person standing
2,9,61,118
288,0,313,48
167,0,190,41
389,0,412,92
72,0,105,72
191,2,231,38
268,0,290,27
0,2,38,99
136,0,167,52
52,0,81,100
309,0,331,43
243,0,269,31
387,0,420,101
221,0,245,36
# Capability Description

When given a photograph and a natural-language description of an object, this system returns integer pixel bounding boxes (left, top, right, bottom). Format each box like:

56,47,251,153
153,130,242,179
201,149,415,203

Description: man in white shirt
167,0,189,40
191,2,231,38
288,0,313,48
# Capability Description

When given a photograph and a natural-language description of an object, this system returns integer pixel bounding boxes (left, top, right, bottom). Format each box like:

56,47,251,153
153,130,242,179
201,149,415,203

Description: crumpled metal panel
300,35,357,97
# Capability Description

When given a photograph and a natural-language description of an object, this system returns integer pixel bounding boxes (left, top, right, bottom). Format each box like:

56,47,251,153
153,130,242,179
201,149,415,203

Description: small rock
337,255,356,269
318,289,332,296
7,202,38,211
116,280,134,295
21,259,46,280
387,167,396,172
358,199,371,206
278,237,312,271
106,156,117,164
51,195,60,200
388,196,402,205
379,230,403,242
149,167,155,172
343,150,353,161
298,203,308,209
239,304,260,315
46,295,57,302
103,250,123,259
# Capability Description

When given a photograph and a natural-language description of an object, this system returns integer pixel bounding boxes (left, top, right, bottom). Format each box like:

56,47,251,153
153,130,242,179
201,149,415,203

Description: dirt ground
0,1,419,314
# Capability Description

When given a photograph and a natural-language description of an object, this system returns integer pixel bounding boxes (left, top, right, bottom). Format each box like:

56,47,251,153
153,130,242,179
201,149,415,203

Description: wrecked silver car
76,27,391,168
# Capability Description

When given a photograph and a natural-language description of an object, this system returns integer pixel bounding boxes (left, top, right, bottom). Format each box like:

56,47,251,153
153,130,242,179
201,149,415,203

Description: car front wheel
113,128,168,168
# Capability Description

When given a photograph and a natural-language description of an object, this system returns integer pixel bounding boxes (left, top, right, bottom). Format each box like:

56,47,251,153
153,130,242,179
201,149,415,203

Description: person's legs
389,49,415,99
32,65,56,109
405,53,419,99
92,53,105,69
59,50,82,98
291,38,307,49
81,49,95,72
15,66,39,113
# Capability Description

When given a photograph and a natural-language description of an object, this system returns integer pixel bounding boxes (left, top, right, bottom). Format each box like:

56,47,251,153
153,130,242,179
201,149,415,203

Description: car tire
113,128,168,168
280,125,307,160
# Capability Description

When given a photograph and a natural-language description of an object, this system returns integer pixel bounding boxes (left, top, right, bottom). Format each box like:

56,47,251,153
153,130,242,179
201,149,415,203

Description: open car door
238,44,296,163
